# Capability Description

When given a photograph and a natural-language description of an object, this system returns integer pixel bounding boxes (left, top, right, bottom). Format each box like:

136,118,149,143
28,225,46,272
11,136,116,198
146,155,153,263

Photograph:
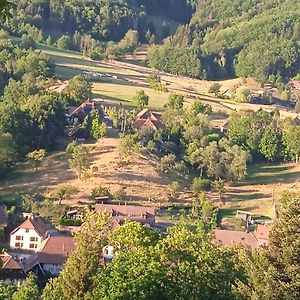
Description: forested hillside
3,0,192,41
147,0,300,82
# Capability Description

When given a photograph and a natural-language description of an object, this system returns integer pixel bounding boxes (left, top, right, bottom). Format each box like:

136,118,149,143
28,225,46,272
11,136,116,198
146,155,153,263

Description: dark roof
0,206,8,227
67,126,87,139
11,216,49,237
95,204,155,216
214,229,259,249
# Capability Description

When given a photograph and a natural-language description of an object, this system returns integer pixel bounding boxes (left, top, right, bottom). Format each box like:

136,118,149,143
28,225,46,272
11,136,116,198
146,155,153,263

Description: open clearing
1,130,299,224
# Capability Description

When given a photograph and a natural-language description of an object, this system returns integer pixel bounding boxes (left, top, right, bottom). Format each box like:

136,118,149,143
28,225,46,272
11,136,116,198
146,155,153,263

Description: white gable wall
10,228,43,251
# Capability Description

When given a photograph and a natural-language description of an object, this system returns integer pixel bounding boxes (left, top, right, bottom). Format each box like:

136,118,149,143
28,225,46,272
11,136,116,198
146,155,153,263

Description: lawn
221,162,300,225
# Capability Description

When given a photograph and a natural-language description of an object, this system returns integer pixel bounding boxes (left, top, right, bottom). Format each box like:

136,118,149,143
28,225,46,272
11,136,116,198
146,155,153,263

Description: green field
36,43,173,108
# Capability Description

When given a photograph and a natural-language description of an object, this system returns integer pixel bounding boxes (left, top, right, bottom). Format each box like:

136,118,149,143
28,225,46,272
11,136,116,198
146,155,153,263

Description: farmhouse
95,204,156,225
25,235,75,276
0,252,27,286
66,101,104,126
10,215,50,251
214,223,271,249
255,224,271,246
133,108,165,131
214,229,259,249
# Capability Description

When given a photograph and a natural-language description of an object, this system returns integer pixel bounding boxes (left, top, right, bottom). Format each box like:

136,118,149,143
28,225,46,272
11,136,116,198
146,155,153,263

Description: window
25,229,29,233
29,244,37,249
15,235,23,241
15,243,23,248
30,237,38,242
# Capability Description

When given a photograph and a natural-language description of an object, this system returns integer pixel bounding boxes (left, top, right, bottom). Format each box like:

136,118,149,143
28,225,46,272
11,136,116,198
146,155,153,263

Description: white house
10,215,49,251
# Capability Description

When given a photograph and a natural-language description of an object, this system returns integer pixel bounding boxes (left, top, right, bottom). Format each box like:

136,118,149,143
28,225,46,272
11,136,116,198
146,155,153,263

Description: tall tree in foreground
0,0,12,20
42,212,112,300
12,273,39,300
89,221,241,300
235,192,300,300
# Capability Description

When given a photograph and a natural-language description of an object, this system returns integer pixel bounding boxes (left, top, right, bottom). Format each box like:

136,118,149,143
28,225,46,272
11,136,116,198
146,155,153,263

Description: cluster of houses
0,202,272,285
65,100,167,141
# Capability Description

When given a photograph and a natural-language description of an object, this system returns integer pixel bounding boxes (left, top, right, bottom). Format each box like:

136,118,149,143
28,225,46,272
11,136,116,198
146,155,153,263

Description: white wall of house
10,228,43,251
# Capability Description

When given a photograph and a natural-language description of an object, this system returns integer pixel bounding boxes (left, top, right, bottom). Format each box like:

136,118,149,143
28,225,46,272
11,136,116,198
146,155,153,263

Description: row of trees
227,110,300,162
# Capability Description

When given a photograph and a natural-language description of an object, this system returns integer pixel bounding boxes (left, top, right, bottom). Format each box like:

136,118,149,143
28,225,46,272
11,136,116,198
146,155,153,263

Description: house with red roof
95,204,156,225
10,215,50,251
214,229,259,249
214,223,271,249
255,224,271,246
66,101,104,126
0,252,27,286
133,109,165,131
25,235,75,276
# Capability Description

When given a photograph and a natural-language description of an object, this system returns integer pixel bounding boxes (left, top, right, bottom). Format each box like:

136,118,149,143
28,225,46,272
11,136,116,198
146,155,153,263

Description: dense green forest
147,0,300,81
2,1,300,81
1,0,192,41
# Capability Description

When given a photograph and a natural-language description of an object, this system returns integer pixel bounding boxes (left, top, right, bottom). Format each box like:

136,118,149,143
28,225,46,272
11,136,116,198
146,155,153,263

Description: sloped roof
25,236,75,271
0,206,8,227
95,204,155,217
1,253,23,270
37,236,74,264
255,224,271,241
69,101,103,118
214,229,259,249
136,108,151,119
291,116,300,126
133,118,165,130
11,216,49,237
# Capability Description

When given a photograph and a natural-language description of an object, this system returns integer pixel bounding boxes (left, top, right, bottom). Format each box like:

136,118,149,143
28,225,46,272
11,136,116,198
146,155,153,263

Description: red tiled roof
25,236,75,271
255,224,271,241
133,119,147,129
37,236,74,264
1,253,23,270
95,204,155,216
214,229,259,249
11,216,49,237
136,109,152,120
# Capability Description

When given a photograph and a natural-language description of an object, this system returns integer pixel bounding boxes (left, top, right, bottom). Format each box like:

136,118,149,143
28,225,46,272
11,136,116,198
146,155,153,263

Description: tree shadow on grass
226,192,271,202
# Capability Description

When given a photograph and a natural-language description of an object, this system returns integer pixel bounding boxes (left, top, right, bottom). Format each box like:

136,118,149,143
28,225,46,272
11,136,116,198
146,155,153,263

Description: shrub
51,184,79,202
191,178,212,195
91,186,111,199
59,217,82,226
113,187,126,202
